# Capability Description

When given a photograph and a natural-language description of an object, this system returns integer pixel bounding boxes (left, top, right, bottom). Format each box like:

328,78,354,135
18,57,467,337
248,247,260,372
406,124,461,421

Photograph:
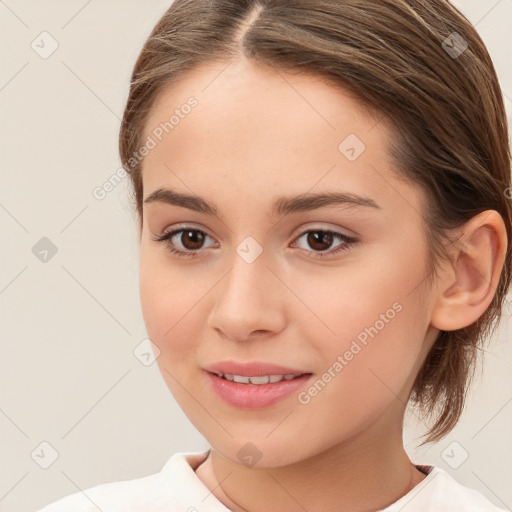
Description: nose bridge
208,236,285,340
223,239,271,307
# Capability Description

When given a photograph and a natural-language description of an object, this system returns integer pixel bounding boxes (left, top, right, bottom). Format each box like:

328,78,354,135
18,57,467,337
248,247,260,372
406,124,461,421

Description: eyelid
158,222,355,243
291,222,357,240
159,222,215,238
152,220,361,259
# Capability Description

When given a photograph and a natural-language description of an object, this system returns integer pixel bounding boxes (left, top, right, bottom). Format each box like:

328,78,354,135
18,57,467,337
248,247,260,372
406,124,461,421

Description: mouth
210,371,311,385
205,370,314,409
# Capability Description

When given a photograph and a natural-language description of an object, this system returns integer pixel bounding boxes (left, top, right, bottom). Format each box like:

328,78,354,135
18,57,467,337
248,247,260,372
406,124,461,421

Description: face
138,58,440,468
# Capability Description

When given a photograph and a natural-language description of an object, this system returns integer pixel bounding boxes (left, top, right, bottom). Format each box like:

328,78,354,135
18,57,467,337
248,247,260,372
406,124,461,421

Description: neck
195,414,426,512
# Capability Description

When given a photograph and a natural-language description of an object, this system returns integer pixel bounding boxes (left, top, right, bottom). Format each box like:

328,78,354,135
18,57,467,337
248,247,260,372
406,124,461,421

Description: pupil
183,230,204,250
308,231,333,251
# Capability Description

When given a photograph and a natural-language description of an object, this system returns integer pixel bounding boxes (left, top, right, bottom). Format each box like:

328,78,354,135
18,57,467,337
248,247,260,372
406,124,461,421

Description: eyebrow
143,187,381,217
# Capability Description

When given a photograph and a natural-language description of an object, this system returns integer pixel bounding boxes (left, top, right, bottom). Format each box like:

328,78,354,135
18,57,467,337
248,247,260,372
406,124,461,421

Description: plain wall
0,1,511,510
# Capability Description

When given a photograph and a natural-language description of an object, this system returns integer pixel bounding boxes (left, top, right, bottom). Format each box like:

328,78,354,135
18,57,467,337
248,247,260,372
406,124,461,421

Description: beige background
0,1,511,511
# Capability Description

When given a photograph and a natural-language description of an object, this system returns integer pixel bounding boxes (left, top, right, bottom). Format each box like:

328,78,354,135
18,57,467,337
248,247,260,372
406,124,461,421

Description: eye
292,229,358,259
151,225,217,258
151,225,358,259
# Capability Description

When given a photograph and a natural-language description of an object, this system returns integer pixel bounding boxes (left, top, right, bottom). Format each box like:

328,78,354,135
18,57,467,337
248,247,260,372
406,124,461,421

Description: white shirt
36,450,507,512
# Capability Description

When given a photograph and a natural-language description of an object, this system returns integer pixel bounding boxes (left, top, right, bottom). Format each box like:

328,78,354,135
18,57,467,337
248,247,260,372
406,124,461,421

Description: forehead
143,58,375,140
140,58,424,217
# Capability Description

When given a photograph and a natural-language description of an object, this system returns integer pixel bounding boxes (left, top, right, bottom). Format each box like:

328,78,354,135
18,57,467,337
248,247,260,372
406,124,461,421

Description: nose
207,247,287,342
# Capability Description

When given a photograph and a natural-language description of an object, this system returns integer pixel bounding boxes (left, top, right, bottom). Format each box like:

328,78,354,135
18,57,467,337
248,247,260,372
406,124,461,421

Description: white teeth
215,372,303,385
249,375,270,384
233,374,250,384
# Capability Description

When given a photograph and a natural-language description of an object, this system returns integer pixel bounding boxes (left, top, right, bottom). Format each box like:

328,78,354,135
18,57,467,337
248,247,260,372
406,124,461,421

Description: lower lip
205,371,313,409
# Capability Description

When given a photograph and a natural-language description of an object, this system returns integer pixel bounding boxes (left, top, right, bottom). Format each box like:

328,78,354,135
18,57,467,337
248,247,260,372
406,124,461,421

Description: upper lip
204,360,311,377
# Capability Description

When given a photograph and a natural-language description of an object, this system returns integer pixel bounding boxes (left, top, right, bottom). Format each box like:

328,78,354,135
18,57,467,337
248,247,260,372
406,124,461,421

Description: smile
206,371,313,409
213,372,307,385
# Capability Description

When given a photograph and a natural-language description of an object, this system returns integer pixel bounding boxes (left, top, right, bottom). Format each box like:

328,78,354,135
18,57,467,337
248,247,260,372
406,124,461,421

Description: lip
205,371,313,409
204,360,309,377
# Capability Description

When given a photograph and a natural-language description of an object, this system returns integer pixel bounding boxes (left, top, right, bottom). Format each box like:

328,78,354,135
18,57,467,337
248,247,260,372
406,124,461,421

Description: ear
430,210,508,331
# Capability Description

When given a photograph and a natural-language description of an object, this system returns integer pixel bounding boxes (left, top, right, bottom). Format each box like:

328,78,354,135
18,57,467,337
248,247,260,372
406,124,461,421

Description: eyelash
151,224,358,260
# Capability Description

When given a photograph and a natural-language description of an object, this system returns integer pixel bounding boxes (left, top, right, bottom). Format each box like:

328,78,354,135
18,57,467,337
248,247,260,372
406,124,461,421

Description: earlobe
430,210,507,331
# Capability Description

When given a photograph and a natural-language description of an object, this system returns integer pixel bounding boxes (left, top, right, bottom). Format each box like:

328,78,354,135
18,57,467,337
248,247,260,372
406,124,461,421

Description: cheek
139,257,209,415
139,252,216,428
293,244,429,401
294,287,426,439
139,249,207,359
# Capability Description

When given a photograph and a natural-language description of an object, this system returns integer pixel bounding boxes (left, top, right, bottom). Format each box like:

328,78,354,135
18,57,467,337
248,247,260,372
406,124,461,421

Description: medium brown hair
119,0,512,444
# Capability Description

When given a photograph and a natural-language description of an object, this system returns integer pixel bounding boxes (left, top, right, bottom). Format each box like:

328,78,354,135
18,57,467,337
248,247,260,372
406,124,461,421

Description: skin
137,57,507,512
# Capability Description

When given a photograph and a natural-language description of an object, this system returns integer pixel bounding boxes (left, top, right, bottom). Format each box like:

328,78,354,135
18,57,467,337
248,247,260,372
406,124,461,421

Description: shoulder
383,465,508,512
35,451,213,512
